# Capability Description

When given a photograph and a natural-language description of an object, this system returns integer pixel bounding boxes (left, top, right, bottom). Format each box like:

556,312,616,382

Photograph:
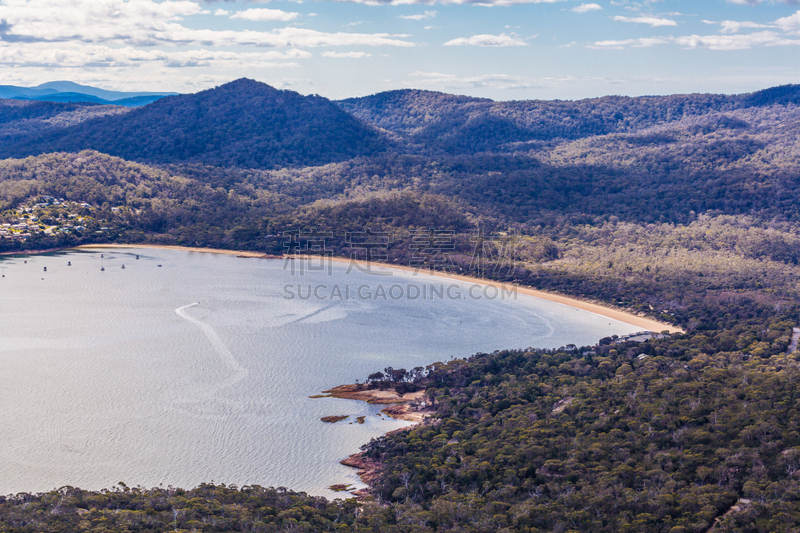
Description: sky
0,0,799,101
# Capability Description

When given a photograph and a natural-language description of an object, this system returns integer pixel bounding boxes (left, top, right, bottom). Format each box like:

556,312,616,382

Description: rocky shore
321,384,436,498
321,384,435,422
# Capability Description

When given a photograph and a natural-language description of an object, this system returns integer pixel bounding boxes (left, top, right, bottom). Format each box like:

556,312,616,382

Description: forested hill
0,79,387,169
338,85,800,154
5,83,800,530
0,100,129,145
3,81,799,167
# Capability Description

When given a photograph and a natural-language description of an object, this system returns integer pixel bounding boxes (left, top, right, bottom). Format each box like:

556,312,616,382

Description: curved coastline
78,245,683,498
77,243,683,334
61,243,682,498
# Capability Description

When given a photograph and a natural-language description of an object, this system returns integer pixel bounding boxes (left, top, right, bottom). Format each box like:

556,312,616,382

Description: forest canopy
2,82,800,532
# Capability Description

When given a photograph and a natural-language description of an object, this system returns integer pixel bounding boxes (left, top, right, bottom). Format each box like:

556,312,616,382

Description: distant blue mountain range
0,81,178,107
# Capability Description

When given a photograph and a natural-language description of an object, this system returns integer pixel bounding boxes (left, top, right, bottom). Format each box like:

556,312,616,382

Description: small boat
121,264,125,269
67,261,71,266
101,267,105,272
43,267,47,272
135,255,140,260
157,264,162,268
101,254,104,258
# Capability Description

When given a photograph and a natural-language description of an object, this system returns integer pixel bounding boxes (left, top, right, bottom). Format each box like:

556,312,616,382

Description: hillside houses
1,197,102,241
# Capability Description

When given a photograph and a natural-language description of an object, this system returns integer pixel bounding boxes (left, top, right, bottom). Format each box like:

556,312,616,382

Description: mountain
12,92,168,107
0,99,129,144
0,81,176,107
733,84,800,107
111,95,172,107
0,79,387,169
32,81,177,101
0,85,59,99
4,83,800,532
13,92,110,105
338,85,800,154
4,80,797,168
0,99,100,125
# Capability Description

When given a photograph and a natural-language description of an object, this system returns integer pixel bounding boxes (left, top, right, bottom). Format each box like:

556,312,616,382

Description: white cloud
0,0,415,48
0,42,309,68
701,10,800,35
214,9,229,16
725,0,800,6
399,10,438,20
720,20,775,32
167,27,416,47
409,71,541,90
594,8,800,51
775,11,800,32
324,0,567,5
444,33,528,46
613,15,678,27
675,31,800,50
572,3,602,13
407,71,632,93
589,36,670,48
409,71,454,78
230,8,299,22
591,31,800,50
322,51,372,58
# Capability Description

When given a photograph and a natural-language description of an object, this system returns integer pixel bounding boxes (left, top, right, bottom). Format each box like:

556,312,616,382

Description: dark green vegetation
0,484,366,533
2,327,799,532
2,81,800,531
339,85,800,154
0,79,386,169
0,100,128,145
359,324,800,532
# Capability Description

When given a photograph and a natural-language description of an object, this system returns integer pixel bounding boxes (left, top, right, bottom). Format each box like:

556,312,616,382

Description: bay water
0,247,640,497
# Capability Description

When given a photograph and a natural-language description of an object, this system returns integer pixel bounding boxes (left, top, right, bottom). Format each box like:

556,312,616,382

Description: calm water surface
0,247,640,497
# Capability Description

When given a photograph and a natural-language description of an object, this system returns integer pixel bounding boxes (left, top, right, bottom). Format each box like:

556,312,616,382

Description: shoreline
74,244,683,334
323,385,434,500
77,243,282,259
0,246,74,257
321,385,434,423
14,241,681,500
330,259,683,334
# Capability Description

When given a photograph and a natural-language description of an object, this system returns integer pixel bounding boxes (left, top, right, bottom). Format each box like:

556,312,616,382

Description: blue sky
0,0,798,100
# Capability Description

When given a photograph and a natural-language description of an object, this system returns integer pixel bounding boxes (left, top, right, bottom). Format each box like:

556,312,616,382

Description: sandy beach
320,257,684,334
78,243,280,259
75,242,681,500
76,244,682,334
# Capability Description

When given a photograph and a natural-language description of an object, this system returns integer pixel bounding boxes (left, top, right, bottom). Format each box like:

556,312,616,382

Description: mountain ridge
0,81,176,106
0,78,387,169
1,79,799,168
338,84,800,153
